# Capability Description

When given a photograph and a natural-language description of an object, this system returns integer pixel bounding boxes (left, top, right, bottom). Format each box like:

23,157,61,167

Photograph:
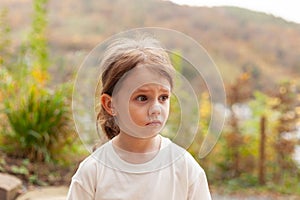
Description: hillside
2,0,300,89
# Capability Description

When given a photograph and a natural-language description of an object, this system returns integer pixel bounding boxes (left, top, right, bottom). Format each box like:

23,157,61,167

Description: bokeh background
0,0,300,198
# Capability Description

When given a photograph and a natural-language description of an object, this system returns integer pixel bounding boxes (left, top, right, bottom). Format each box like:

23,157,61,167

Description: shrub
2,83,76,162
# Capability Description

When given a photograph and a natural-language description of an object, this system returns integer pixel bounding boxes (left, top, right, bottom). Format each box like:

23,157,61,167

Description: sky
169,0,300,24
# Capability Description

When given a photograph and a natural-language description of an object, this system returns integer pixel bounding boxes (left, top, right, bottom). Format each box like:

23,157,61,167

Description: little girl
67,37,212,199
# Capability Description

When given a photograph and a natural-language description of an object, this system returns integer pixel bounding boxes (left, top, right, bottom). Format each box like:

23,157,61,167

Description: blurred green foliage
29,0,49,72
3,84,74,162
199,73,300,195
0,0,77,163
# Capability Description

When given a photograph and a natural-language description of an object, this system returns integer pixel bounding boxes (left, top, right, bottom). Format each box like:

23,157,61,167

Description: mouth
146,120,162,127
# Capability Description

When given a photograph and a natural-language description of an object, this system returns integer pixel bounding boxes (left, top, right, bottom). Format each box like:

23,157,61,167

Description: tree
271,81,300,183
224,72,253,177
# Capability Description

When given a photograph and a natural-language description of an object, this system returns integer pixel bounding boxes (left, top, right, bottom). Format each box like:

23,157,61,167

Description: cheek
163,102,170,117
129,104,147,124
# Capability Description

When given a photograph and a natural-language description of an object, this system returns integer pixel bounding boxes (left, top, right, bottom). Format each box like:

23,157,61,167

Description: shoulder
165,139,200,167
72,141,111,181
183,150,204,171
166,140,206,179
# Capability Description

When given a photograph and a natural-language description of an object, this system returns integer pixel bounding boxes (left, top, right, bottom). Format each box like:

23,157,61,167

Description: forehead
121,65,171,91
134,83,170,93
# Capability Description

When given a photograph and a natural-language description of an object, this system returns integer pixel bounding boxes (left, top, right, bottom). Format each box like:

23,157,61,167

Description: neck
113,132,161,153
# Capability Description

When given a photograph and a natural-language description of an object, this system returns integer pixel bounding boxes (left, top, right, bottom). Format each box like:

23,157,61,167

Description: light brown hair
96,37,174,140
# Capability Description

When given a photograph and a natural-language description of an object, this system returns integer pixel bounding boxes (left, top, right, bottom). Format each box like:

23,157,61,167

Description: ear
101,94,115,116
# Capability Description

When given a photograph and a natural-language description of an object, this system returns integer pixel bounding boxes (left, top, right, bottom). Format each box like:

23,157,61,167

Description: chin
133,131,160,139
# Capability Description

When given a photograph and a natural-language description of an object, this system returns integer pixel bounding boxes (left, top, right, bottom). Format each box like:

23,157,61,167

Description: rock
0,173,22,200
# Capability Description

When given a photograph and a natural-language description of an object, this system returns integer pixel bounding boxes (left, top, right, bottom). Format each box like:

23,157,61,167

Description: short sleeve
187,168,211,200
67,180,94,200
185,153,212,200
66,156,98,200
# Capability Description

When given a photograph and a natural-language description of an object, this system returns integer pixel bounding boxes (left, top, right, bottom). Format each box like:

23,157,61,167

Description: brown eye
159,95,169,102
136,95,148,102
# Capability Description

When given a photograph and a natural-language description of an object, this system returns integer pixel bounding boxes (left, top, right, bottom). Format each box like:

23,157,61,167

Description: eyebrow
134,87,170,93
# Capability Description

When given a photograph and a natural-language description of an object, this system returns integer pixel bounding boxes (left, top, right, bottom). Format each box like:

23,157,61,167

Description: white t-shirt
67,136,211,200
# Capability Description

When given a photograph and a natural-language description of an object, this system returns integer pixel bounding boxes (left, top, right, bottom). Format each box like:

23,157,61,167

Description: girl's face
112,65,171,138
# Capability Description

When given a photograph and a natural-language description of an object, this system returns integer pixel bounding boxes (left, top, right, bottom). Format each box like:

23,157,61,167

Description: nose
148,101,161,116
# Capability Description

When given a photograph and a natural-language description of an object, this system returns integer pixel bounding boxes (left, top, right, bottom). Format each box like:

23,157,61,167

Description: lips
146,120,162,126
